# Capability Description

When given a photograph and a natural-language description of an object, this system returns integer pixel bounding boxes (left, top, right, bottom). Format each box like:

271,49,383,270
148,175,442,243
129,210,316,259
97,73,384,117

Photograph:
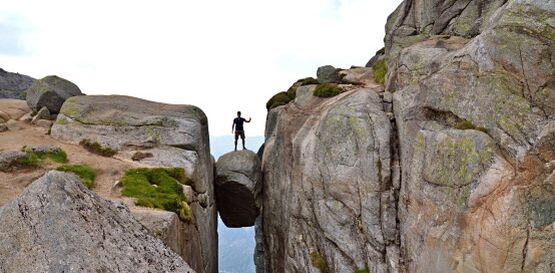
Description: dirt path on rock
0,120,142,206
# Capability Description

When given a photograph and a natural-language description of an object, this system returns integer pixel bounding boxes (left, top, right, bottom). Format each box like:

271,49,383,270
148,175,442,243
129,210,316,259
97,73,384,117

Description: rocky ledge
215,150,262,227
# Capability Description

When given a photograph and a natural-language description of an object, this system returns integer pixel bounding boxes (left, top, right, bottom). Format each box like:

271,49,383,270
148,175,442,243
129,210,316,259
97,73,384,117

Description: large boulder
259,80,399,272
51,95,217,273
0,171,195,273
387,0,555,272
26,75,83,113
0,68,34,100
215,150,262,227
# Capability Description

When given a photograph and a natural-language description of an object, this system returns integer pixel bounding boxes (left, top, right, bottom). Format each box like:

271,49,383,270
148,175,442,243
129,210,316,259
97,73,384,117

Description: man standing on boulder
232,111,251,151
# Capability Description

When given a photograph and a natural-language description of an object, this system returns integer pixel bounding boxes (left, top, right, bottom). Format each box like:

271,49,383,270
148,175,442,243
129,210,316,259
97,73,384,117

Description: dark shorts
235,130,245,139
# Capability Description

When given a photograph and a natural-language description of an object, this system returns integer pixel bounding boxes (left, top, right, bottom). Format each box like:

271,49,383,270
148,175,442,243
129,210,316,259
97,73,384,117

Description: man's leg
241,132,246,150
234,133,238,151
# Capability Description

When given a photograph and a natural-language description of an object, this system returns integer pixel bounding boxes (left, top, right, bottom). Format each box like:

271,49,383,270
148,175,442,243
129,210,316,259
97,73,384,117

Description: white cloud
0,0,402,136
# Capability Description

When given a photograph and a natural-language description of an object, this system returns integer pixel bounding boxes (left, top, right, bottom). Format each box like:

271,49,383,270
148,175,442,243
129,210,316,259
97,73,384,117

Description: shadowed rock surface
51,95,217,273
0,68,34,100
0,171,195,273
215,150,262,227
26,75,83,113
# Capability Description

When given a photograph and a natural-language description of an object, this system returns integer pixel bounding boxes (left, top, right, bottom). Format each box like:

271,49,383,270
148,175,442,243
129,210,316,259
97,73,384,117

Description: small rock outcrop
0,150,26,171
0,68,34,100
51,95,217,273
26,75,83,113
215,150,262,227
0,171,195,273
0,99,31,122
316,65,341,83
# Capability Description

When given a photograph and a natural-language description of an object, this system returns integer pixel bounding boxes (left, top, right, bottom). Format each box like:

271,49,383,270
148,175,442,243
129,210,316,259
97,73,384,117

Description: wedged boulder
51,95,217,273
0,68,34,100
0,171,195,273
26,75,83,113
215,150,262,227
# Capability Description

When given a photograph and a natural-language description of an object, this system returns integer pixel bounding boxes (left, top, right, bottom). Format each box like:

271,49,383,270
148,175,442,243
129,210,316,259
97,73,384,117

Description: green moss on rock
310,251,329,273
80,139,117,157
372,59,387,85
56,164,96,188
120,168,192,222
16,146,68,167
314,83,343,98
266,92,292,110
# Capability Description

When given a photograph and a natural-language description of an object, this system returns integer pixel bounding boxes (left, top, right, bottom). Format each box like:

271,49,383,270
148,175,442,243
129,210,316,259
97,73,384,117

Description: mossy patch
16,146,68,167
132,151,154,161
354,265,370,273
372,59,387,85
56,164,96,188
454,120,488,133
310,251,329,273
120,168,192,222
314,83,343,98
80,139,117,157
266,92,292,110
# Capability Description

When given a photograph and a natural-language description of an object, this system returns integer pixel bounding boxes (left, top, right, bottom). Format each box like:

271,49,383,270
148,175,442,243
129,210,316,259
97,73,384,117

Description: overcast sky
0,0,402,136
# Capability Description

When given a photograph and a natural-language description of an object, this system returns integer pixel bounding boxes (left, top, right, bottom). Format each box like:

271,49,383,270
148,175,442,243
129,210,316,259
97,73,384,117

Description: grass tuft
372,59,387,85
310,251,329,273
80,139,117,157
354,265,370,273
56,164,96,188
120,168,192,222
314,83,343,98
16,146,68,167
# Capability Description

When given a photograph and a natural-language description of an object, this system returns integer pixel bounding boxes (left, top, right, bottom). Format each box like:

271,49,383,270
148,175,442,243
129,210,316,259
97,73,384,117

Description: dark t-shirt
234,117,246,131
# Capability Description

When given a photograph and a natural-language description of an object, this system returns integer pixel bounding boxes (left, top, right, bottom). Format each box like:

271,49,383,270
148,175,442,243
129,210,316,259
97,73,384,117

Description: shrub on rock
313,83,343,98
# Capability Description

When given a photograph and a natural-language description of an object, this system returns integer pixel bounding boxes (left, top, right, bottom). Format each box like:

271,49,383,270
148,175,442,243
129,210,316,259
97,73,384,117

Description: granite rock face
387,0,555,272
26,75,83,113
0,171,195,273
259,1,554,272
259,81,399,273
215,150,262,227
0,68,34,100
51,95,217,273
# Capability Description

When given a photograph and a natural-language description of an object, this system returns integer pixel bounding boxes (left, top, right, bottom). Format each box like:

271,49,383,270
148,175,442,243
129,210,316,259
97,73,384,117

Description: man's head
237,111,241,117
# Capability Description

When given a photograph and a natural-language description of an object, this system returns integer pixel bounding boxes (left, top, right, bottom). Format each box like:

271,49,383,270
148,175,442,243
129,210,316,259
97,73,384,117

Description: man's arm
246,117,252,123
